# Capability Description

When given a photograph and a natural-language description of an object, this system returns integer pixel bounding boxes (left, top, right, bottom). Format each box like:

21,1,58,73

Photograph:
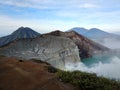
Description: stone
0,35,80,70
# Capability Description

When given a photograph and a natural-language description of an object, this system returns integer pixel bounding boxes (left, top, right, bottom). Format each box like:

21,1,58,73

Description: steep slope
0,56,75,90
0,27,40,47
85,28,110,39
46,30,109,58
70,27,112,39
70,27,120,49
0,35,80,69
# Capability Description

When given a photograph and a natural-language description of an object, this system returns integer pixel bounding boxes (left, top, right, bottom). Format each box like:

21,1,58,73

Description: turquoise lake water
81,53,120,67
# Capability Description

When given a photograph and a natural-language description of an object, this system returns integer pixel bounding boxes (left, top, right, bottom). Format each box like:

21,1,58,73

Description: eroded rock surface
0,35,80,69
47,30,109,58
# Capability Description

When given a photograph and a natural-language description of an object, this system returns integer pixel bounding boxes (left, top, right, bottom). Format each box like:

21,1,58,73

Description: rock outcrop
0,35,80,69
46,30,109,58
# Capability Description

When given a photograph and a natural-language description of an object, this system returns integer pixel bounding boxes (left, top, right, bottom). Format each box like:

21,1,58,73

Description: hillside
0,56,75,90
0,56,120,90
70,27,118,39
0,27,40,47
70,27,120,49
46,30,109,58
0,35,80,70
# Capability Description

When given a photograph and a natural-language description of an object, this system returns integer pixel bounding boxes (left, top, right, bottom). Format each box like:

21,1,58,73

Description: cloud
66,56,120,80
0,13,120,37
0,0,120,34
0,15,49,34
0,0,49,9
0,15,80,35
80,3,100,8
0,0,100,10
55,11,80,18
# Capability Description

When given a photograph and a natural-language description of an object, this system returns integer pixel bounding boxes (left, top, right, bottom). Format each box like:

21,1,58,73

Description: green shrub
57,70,120,90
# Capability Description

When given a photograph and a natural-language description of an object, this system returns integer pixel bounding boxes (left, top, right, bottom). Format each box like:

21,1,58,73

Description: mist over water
65,53,120,80
102,38,120,49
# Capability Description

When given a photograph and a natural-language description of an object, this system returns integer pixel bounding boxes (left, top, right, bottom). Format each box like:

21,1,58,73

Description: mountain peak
0,27,40,47
46,30,63,36
69,27,88,35
89,28,105,32
15,26,31,31
71,27,87,30
88,28,109,35
11,27,40,38
18,26,24,29
90,28,99,30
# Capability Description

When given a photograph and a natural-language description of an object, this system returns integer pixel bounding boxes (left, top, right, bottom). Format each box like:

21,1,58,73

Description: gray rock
46,30,109,58
0,35,80,69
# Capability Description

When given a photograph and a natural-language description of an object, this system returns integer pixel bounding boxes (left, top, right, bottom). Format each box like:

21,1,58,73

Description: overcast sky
0,0,120,36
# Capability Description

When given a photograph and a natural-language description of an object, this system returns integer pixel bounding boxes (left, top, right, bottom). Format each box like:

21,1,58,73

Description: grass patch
0,55,6,57
57,70,120,90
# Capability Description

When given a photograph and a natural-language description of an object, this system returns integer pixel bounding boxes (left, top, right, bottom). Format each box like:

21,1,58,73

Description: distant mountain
85,28,110,39
0,27,40,47
70,27,120,49
70,27,111,39
70,27,88,35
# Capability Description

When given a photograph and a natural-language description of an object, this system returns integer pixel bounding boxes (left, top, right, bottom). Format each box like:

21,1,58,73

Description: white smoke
65,56,120,80
102,38,120,49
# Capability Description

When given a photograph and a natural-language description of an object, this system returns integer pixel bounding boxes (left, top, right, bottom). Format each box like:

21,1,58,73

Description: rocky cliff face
0,35,80,69
47,30,109,58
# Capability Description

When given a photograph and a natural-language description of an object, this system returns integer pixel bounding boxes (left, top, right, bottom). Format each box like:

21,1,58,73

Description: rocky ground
0,56,75,90
0,56,120,90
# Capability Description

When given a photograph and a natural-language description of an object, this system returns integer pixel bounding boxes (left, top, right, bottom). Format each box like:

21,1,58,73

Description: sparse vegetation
0,54,6,57
57,70,120,90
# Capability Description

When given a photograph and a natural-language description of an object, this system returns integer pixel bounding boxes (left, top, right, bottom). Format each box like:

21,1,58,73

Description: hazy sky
0,0,120,35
